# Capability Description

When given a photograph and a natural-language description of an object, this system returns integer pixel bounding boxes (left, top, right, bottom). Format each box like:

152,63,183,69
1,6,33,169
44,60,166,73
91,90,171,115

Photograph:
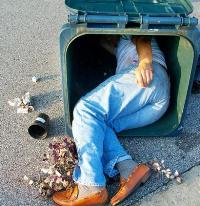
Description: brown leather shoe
110,164,151,206
52,184,109,206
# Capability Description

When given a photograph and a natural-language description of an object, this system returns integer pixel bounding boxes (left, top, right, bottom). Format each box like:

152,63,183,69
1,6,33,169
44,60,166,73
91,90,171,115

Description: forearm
132,36,153,65
132,36,154,88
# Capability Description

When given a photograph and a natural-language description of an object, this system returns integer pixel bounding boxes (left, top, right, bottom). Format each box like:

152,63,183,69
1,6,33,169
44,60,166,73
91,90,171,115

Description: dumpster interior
66,34,194,136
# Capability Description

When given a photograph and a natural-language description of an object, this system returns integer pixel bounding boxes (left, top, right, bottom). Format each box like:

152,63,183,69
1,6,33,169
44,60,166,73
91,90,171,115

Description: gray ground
0,1,200,206
139,165,200,206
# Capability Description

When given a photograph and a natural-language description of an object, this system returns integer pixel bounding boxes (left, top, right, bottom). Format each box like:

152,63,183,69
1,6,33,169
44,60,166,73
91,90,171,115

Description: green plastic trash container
60,0,200,137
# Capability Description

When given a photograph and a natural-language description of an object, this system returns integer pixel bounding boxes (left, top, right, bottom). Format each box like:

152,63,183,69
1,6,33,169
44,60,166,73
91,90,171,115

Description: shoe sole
110,170,151,206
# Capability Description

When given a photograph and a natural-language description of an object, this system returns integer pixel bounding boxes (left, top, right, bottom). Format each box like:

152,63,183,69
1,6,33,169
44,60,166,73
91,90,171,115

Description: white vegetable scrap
28,106,34,112
8,92,34,113
149,160,183,184
22,92,31,105
174,170,179,177
32,76,39,83
41,168,49,174
165,173,170,179
176,176,183,184
17,107,29,114
152,162,161,171
8,98,21,107
55,170,62,177
23,175,29,181
29,180,34,185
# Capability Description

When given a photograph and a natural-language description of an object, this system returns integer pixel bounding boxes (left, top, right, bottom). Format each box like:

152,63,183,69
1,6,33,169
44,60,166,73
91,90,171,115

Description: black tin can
28,113,50,139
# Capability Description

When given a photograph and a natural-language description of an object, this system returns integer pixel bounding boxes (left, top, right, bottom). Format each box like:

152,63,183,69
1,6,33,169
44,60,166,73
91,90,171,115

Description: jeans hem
73,165,106,186
73,179,106,187
104,154,132,178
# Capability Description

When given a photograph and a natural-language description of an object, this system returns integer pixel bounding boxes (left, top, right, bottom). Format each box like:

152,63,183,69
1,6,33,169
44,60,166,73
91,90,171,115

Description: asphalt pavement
0,1,200,206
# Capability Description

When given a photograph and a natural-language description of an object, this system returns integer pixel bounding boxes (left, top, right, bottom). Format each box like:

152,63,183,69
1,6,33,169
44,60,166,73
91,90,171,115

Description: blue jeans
72,62,170,186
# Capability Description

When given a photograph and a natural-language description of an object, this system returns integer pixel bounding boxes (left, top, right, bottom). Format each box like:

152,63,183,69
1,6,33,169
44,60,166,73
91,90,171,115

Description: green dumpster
60,0,200,137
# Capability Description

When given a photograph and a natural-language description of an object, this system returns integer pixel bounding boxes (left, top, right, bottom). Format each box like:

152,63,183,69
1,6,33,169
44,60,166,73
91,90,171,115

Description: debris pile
8,92,34,113
149,160,183,184
24,136,77,197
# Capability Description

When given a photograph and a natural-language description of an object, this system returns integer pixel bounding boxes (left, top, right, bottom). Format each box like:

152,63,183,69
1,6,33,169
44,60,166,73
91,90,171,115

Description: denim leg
103,63,170,177
72,63,170,186
72,68,135,186
72,99,107,186
113,98,169,132
72,72,133,186
102,126,132,178
112,62,170,132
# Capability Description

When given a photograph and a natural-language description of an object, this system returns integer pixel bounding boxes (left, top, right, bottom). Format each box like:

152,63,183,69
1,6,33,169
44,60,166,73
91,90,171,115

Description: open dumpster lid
65,0,193,16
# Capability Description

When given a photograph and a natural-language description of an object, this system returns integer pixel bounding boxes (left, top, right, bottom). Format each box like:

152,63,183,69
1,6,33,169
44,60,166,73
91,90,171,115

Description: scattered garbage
23,175,29,181
29,180,34,185
8,92,34,113
149,160,183,184
32,76,39,83
8,98,21,107
23,138,185,198
23,137,77,197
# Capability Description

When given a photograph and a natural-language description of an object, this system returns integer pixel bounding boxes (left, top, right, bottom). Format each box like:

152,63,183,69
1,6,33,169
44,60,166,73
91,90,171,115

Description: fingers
135,71,145,88
141,69,147,86
146,69,153,85
150,69,153,82
135,68,153,88
145,69,150,86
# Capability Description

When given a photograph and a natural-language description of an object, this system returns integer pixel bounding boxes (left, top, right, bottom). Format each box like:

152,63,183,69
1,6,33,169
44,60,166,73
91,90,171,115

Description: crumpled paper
8,92,34,113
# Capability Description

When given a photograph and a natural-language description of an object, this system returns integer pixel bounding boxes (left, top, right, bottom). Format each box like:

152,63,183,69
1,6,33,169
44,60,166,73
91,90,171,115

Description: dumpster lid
65,0,193,16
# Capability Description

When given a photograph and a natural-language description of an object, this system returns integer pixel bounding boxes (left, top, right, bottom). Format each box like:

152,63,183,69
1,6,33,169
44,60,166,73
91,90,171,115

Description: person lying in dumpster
52,35,170,206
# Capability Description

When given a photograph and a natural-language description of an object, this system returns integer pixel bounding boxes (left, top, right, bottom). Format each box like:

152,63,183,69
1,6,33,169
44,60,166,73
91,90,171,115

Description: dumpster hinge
68,13,128,28
139,15,198,29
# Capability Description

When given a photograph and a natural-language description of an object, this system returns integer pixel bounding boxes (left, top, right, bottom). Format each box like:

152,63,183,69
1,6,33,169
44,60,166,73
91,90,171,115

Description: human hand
134,60,153,88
